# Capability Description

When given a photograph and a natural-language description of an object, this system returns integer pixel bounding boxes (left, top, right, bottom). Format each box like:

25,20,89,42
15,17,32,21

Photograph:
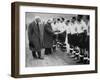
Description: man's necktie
37,22,40,37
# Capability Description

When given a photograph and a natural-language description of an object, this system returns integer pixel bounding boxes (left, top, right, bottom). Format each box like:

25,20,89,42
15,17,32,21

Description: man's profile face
47,20,52,23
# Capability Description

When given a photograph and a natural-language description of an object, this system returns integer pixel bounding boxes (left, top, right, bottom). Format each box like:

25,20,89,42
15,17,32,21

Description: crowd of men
28,15,90,64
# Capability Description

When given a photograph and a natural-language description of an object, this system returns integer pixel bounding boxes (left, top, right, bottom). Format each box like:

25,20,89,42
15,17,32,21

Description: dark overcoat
28,21,44,51
44,23,55,48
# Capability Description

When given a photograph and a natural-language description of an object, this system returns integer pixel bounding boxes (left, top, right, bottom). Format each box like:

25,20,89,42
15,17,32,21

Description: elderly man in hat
28,16,44,59
44,19,56,55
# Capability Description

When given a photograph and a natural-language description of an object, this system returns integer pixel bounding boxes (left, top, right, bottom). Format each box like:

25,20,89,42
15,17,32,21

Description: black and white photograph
11,2,97,78
25,13,90,67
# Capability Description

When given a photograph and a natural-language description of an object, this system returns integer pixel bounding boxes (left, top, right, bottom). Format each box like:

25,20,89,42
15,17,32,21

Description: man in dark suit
28,16,44,59
44,19,55,55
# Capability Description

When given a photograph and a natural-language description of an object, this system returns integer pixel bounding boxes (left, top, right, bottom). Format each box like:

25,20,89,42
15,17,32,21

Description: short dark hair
77,15,83,19
67,20,70,22
61,17,65,21
57,18,60,21
72,17,76,20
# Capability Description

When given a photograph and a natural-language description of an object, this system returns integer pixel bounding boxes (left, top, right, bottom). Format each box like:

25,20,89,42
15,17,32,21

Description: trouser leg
45,48,49,55
77,48,84,63
45,48,52,55
49,48,52,54
32,51,37,58
38,51,44,59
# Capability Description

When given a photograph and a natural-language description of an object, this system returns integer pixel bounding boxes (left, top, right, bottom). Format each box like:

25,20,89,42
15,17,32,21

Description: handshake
54,30,61,34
